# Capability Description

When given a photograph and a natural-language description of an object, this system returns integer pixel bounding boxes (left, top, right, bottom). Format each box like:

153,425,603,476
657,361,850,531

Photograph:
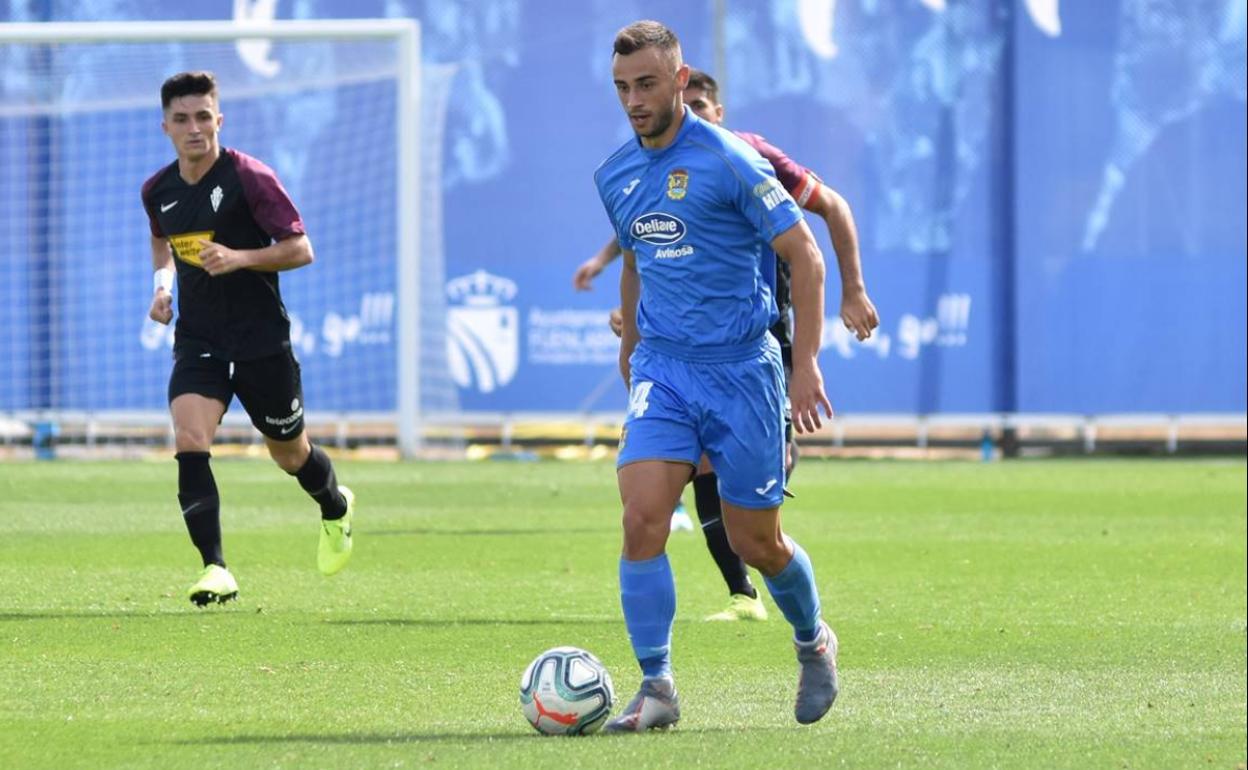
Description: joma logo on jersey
630,213,686,246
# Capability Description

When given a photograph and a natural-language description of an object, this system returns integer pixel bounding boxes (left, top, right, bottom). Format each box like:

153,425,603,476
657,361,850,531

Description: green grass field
0,458,1244,769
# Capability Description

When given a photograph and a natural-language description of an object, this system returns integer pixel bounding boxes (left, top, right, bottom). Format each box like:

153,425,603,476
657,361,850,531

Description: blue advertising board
1,0,1243,416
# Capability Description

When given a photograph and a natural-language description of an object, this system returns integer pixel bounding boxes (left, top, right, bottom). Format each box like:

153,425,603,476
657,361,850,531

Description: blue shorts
618,340,787,509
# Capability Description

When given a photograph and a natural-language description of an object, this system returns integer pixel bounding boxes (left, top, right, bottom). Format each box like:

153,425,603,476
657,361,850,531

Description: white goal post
0,19,425,457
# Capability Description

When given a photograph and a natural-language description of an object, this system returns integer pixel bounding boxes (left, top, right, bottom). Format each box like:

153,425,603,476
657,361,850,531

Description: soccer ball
519,646,614,735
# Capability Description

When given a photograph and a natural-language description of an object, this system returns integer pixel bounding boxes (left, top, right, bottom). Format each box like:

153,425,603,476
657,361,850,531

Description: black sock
293,445,347,519
176,451,223,568
692,473,756,598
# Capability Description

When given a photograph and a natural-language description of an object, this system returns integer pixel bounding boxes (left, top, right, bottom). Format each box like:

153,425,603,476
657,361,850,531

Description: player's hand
198,239,246,276
840,288,879,341
608,307,624,338
149,290,173,325
788,360,834,434
573,255,605,291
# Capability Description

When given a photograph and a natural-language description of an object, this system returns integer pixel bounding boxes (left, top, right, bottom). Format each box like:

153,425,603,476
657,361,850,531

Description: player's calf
292,444,349,520
176,451,224,568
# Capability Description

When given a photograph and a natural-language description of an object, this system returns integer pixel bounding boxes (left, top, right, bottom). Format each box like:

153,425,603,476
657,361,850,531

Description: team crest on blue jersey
666,169,688,200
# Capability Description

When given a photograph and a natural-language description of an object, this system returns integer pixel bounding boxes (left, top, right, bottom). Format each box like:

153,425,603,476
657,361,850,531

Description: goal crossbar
0,19,417,43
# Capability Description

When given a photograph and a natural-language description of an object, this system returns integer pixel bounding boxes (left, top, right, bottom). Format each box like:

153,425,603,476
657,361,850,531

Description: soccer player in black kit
142,71,354,606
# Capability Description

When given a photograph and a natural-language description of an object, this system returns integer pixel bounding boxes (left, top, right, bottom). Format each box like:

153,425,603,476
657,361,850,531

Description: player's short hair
161,71,218,109
613,20,682,63
685,68,720,104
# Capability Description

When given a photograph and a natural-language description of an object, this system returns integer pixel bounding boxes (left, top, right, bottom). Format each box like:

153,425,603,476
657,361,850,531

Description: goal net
0,19,445,457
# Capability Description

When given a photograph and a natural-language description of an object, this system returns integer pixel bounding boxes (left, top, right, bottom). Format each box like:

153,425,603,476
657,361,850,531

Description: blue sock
763,538,823,643
619,554,675,678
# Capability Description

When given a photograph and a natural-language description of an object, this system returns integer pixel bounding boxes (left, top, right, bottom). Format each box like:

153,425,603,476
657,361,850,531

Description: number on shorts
628,381,654,418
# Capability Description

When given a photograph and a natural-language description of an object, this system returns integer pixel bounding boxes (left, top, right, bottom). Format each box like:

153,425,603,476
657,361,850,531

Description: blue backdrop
1,0,1244,416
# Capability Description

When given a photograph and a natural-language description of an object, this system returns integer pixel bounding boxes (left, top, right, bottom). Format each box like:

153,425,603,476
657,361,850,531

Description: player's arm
618,248,640,388
772,220,833,434
149,235,174,325
196,233,314,277
574,237,624,291
219,153,312,275
802,184,878,341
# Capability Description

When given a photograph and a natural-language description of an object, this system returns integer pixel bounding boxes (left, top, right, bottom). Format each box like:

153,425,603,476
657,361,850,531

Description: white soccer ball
519,646,614,735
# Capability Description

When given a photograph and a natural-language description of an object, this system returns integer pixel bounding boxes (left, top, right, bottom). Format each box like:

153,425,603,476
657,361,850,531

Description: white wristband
153,267,174,294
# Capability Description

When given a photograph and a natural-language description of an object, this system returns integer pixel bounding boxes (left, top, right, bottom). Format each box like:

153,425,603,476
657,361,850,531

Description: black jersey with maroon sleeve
735,132,822,357
141,147,306,361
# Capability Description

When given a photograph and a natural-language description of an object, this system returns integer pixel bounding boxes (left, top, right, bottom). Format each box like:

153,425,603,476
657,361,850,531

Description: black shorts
168,349,305,440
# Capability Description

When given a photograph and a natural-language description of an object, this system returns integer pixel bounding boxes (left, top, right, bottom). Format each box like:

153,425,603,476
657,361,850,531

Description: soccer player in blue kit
596,21,841,731
577,67,878,625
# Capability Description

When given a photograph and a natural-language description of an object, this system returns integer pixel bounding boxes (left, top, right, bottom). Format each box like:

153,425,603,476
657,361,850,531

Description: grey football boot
794,621,839,724
604,675,681,732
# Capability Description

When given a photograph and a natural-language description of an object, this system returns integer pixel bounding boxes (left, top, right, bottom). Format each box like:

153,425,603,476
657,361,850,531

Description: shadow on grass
0,613,666,627
171,732,536,746
171,725,779,746
322,617,636,627
366,528,609,537
0,610,253,622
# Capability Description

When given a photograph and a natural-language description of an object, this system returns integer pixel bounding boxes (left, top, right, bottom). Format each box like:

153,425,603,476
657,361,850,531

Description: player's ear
675,63,690,90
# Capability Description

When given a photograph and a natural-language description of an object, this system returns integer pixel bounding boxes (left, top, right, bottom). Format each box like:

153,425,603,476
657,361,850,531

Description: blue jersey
594,107,804,362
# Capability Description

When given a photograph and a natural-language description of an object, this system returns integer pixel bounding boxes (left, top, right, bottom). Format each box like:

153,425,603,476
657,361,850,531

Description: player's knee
620,503,670,558
727,529,788,573
173,424,214,452
620,503,668,536
267,436,310,473
271,453,303,474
